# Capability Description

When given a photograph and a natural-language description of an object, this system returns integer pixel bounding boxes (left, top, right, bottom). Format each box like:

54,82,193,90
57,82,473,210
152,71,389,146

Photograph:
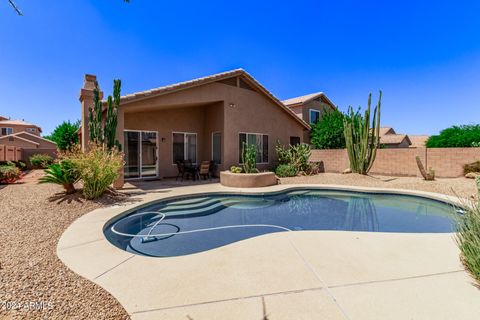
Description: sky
0,0,479,136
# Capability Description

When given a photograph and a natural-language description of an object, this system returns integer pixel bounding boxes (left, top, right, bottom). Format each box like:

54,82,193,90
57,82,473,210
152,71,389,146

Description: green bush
275,142,312,174
230,166,242,173
39,160,80,194
464,161,480,175
69,144,124,199
456,198,480,281
29,154,54,168
426,124,480,148
310,109,345,149
275,164,297,177
44,120,80,151
0,164,21,183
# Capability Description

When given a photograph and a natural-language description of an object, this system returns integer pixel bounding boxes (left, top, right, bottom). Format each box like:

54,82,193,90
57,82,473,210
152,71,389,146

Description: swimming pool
104,189,458,257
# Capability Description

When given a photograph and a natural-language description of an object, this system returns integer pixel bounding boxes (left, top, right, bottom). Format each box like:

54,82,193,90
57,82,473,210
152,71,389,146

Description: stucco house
0,116,56,162
282,92,336,143
0,116,42,136
379,127,412,148
79,69,311,186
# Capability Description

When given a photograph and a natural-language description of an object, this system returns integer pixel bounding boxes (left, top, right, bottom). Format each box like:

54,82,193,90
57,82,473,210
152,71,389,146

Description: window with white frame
173,132,197,164
1,127,13,135
212,132,221,164
239,133,268,163
309,109,320,124
26,128,36,133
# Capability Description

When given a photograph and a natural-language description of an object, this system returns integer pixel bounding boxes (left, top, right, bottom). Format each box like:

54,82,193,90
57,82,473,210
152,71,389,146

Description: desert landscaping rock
0,172,130,319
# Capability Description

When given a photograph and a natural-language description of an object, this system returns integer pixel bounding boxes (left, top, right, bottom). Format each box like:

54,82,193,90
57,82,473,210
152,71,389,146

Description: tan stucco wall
119,80,305,179
0,137,38,149
15,133,57,149
0,124,40,136
301,99,333,124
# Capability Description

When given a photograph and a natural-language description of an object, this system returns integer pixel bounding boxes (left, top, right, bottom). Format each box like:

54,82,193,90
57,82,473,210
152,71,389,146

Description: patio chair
175,161,189,181
199,161,211,180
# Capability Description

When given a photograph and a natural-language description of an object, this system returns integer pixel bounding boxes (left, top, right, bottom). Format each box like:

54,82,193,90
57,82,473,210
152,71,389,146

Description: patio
57,181,480,320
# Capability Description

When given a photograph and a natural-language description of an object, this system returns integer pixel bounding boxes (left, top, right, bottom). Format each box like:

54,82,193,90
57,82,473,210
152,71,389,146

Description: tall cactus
343,91,382,174
88,79,122,150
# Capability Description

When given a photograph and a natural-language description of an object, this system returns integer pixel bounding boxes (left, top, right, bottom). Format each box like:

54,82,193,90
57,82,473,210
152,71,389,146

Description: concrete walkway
57,183,480,320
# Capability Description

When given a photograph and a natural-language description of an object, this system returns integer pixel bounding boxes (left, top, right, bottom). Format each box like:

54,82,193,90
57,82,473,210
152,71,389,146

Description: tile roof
282,92,325,106
379,127,395,136
0,133,40,146
380,134,411,145
409,135,429,148
115,69,310,129
0,119,38,127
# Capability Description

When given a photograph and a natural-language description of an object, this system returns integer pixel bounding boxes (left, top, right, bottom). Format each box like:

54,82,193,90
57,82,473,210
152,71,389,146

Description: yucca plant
343,91,382,174
39,160,79,194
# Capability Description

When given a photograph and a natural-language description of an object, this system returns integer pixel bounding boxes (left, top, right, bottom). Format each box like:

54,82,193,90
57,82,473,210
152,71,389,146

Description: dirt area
280,173,478,200
0,170,130,319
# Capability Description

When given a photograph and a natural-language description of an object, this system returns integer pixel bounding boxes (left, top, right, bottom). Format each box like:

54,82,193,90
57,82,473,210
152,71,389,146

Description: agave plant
39,160,80,194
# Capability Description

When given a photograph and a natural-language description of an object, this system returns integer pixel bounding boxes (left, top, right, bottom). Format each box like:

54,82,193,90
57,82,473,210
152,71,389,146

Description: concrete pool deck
57,183,480,319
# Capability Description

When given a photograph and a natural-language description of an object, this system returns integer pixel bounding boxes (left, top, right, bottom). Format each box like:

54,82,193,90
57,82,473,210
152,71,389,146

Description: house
79,69,310,187
0,117,42,136
0,116,56,162
282,92,336,143
378,127,412,148
409,135,429,148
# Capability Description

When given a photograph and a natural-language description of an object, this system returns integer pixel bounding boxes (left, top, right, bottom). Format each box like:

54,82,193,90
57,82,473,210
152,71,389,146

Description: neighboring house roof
380,134,411,145
0,119,42,132
13,131,57,145
409,135,429,148
0,133,40,146
379,127,396,136
282,92,336,111
115,69,310,130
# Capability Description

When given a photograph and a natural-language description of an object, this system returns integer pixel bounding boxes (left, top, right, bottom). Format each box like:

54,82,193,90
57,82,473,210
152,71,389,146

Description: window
309,109,320,124
173,132,197,164
212,132,221,164
239,133,268,163
26,128,36,133
290,136,301,146
1,127,13,135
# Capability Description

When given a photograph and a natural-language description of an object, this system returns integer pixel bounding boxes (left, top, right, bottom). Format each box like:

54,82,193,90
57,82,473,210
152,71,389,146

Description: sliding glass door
124,131,158,179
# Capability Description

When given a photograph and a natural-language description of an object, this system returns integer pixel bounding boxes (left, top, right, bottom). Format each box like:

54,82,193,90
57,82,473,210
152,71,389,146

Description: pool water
104,189,457,257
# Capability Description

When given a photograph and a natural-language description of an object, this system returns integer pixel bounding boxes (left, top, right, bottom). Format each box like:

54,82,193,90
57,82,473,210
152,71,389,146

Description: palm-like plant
39,160,79,194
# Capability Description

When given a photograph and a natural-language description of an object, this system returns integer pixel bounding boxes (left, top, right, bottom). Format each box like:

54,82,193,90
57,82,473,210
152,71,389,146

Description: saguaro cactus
88,79,122,150
343,91,382,174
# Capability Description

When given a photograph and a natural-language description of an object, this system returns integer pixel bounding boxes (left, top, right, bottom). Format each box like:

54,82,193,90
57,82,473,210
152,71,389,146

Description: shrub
241,142,259,173
29,154,54,168
39,160,80,194
44,120,80,151
426,124,480,148
310,109,345,149
69,144,124,199
456,199,480,282
275,142,312,174
12,161,27,171
230,166,242,173
464,161,480,175
0,164,21,183
275,164,297,177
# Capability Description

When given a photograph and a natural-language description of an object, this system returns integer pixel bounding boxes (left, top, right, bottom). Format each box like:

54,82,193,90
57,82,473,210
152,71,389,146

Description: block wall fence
310,147,480,178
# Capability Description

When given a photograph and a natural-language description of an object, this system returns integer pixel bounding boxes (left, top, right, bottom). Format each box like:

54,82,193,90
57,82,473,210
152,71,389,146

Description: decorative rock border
220,171,277,188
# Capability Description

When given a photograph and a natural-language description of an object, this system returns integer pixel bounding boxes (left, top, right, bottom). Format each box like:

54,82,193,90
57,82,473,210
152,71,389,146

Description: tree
44,120,80,151
7,0,129,15
426,124,480,148
310,108,345,149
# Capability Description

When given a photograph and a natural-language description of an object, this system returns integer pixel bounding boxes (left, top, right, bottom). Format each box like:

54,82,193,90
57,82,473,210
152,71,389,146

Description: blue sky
1,0,479,135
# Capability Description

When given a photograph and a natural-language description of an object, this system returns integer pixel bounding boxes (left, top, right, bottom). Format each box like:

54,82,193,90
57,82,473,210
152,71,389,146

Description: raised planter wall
220,171,277,188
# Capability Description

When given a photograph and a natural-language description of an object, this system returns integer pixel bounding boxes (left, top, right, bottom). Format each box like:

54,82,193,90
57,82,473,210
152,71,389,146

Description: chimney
79,74,103,151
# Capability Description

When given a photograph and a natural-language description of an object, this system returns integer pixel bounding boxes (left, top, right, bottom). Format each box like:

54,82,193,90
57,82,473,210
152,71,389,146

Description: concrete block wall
310,147,480,178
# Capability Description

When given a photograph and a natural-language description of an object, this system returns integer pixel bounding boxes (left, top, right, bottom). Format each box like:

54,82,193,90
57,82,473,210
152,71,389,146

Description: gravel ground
281,173,478,200
0,171,130,319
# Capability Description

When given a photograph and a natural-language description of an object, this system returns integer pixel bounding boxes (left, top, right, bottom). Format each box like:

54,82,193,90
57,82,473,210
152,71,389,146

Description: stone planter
220,171,277,188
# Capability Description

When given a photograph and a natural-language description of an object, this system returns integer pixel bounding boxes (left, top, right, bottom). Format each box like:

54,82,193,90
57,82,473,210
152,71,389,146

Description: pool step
162,200,244,219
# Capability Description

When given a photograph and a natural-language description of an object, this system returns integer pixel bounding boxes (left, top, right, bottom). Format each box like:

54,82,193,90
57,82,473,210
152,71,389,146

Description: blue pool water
104,189,457,257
